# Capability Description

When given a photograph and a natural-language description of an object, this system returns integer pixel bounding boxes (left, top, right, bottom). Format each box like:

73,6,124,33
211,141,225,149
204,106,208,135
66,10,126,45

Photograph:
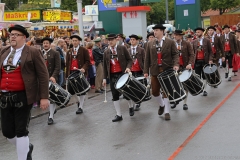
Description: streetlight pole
77,0,84,45
165,0,169,24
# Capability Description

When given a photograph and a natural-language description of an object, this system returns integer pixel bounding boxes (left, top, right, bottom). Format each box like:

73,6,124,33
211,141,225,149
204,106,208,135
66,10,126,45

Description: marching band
1,23,240,160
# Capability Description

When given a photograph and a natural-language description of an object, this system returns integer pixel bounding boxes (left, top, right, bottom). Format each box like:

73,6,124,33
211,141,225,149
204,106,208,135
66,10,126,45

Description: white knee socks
203,80,207,91
184,91,188,104
113,100,121,116
127,100,133,108
49,103,56,119
16,136,29,160
154,93,164,107
228,68,232,77
164,98,170,114
78,95,85,109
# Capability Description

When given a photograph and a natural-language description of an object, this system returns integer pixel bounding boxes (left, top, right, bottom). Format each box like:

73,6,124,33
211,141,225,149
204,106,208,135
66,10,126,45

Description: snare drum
67,70,90,95
135,77,151,102
115,74,150,103
203,64,221,87
178,70,204,96
157,69,186,104
49,81,71,107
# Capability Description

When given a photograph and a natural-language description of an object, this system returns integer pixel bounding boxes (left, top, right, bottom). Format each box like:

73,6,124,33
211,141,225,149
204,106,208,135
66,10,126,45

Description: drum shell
135,77,151,102
49,82,71,107
203,64,221,87
181,71,204,96
115,74,149,103
67,70,90,95
157,69,186,104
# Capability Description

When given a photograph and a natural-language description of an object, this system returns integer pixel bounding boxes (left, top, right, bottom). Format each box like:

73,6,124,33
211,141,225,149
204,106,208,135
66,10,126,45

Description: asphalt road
0,69,240,160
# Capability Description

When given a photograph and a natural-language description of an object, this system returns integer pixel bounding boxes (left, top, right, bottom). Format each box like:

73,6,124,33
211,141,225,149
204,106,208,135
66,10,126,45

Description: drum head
115,74,129,89
179,70,192,82
203,64,217,74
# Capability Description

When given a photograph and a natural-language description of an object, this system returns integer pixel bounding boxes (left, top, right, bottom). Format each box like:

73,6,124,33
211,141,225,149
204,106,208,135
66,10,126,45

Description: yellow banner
43,10,61,21
61,11,72,21
4,10,41,21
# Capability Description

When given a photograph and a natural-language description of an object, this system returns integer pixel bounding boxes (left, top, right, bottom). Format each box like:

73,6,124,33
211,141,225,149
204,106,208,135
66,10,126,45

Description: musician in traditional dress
127,34,146,111
171,30,194,110
66,35,90,114
143,32,155,51
144,24,179,120
206,26,225,76
41,37,61,125
220,25,239,81
117,33,130,48
0,25,49,160
192,27,213,96
102,34,133,122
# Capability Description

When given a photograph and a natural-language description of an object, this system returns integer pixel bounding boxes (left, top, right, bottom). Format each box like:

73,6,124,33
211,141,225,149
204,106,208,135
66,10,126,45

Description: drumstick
103,84,107,103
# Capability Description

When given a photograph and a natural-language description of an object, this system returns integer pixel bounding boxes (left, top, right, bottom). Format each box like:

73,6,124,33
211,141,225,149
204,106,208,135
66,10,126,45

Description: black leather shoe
54,109,57,114
134,103,141,111
165,113,171,120
171,103,177,109
203,91,208,96
158,106,165,115
213,86,218,88
112,115,123,122
234,74,237,76
100,88,105,91
183,104,188,110
95,90,103,93
228,77,231,81
129,107,134,116
76,108,83,114
27,143,34,160
225,73,228,78
48,118,54,125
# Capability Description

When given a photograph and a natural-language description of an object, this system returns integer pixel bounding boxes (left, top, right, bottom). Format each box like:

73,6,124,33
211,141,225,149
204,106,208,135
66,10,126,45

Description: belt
1,90,25,95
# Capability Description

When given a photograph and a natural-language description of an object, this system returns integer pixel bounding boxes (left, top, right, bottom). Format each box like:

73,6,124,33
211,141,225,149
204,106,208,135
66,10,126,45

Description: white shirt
3,44,25,66
225,33,229,39
131,45,137,54
175,40,182,50
110,45,117,54
72,45,80,54
157,36,165,47
198,37,204,46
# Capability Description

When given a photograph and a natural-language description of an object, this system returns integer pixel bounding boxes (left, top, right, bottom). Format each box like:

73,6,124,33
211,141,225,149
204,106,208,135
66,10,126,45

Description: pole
165,0,169,24
77,0,84,45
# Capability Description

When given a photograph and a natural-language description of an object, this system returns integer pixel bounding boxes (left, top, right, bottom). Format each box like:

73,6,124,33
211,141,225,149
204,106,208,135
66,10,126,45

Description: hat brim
152,27,166,30
194,28,205,32
174,32,184,35
70,35,82,41
207,27,216,31
129,35,139,40
41,38,53,43
9,26,29,38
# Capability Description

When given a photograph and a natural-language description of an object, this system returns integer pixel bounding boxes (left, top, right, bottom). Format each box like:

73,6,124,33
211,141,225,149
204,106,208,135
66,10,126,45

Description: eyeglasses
9,33,24,37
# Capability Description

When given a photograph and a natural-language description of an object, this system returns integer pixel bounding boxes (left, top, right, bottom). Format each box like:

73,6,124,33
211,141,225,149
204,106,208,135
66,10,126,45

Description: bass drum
49,81,71,108
203,64,221,87
178,70,204,96
157,69,186,104
115,73,150,104
67,70,90,96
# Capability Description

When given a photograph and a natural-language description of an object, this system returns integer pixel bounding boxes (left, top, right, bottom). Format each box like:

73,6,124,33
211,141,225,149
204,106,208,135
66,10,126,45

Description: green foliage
1,0,19,10
146,0,175,25
200,0,240,14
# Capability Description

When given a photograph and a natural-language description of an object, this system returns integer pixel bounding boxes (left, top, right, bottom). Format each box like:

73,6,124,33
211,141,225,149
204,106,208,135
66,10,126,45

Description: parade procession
1,0,240,160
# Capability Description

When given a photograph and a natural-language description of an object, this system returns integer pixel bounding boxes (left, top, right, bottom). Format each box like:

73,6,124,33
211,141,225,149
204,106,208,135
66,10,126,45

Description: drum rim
178,69,193,83
203,63,218,73
115,73,130,89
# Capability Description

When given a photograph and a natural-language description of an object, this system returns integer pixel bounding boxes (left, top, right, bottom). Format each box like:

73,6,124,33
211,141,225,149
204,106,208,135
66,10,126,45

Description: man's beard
197,34,202,38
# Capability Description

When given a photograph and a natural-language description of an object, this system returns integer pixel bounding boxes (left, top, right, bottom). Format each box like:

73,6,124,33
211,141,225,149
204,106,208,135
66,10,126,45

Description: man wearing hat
206,26,225,70
128,34,146,111
93,37,105,93
234,30,240,74
193,27,213,96
102,33,133,122
221,25,239,81
186,34,194,45
117,33,130,48
143,32,155,51
41,37,61,125
144,24,179,120
66,34,90,114
171,30,194,110
0,25,49,159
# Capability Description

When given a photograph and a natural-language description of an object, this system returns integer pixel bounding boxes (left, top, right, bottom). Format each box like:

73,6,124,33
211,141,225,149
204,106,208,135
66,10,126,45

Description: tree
146,0,175,25
210,0,240,15
200,0,211,12
1,0,19,10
